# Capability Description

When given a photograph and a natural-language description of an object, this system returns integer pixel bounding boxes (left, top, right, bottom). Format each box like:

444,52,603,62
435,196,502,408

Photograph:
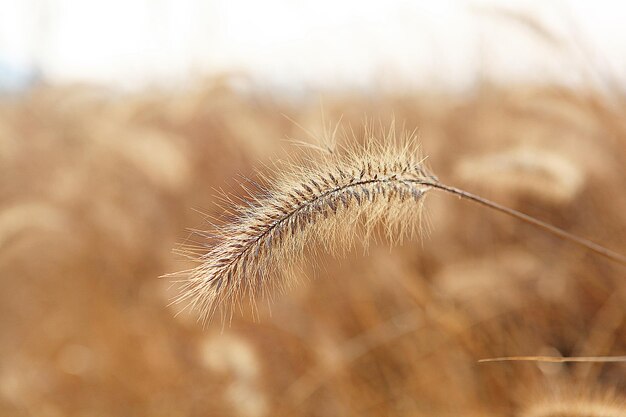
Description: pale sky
1,0,625,91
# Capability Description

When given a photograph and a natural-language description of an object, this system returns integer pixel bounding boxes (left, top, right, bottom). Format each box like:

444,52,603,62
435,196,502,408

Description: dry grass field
1,79,625,416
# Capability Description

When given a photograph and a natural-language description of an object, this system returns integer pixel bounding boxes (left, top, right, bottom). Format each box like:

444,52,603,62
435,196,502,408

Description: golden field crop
1,79,625,416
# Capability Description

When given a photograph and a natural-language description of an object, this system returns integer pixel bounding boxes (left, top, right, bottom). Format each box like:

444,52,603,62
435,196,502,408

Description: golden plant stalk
172,130,626,322
478,356,626,363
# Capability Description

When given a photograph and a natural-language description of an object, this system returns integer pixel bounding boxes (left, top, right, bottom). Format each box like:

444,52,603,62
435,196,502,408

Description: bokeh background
1,1,626,416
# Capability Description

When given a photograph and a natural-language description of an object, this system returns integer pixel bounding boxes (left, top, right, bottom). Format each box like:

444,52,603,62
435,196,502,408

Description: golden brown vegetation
175,134,437,323
1,79,625,416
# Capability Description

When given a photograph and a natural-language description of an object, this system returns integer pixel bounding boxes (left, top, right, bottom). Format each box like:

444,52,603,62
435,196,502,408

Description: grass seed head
173,130,435,322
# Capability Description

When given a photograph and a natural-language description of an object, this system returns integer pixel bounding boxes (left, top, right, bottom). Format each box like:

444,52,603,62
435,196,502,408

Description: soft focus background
1,1,626,416
3,0,626,91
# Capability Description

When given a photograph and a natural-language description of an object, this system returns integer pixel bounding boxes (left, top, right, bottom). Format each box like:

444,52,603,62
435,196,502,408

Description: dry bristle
173,122,626,323
520,386,626,417
174,131,436,322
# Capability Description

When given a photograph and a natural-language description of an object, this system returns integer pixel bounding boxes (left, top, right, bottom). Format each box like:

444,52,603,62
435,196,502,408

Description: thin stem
419,181,626,267
479,355,626,363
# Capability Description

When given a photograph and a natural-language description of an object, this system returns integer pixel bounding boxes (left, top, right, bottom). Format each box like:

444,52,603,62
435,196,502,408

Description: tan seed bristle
172,137,435,322
170,128,626,324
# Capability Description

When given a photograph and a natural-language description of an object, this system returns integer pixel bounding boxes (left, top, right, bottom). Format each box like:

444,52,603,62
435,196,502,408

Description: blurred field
1,79,625,416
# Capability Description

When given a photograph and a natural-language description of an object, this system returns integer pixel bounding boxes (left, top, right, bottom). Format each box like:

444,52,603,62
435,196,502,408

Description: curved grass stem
422,181,626,267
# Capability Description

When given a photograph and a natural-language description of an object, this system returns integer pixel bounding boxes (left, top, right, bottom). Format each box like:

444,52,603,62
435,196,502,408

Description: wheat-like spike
521,387,626,417
523,400,626,417
173,134,437,323
172,130,626,324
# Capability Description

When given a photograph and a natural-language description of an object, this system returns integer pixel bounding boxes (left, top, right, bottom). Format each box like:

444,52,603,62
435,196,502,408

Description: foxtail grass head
170,124,626,324
172,130,436,323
